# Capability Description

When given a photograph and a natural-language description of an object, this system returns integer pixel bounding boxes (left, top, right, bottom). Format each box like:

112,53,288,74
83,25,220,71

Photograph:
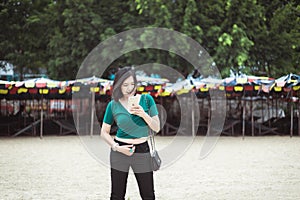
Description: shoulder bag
145,94,162,171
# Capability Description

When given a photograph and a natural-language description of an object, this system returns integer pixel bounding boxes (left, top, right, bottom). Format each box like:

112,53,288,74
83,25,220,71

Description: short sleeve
146,94,159,117
103,101,114,125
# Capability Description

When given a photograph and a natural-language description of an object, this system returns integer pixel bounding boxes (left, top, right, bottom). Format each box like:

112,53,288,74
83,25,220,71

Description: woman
101,67,160,200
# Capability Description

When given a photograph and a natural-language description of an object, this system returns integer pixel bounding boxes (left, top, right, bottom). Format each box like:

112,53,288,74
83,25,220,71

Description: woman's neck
119,96,129,102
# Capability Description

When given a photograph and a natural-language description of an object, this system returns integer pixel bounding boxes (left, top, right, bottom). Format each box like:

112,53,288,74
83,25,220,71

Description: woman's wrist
142,112,150,121
149,118,154,126
141,111,148,119
111,142,119,151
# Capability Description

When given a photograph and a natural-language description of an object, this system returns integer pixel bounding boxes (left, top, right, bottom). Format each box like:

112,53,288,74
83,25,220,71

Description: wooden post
191,92,195,137
76,105,80,135
90,91,95,137
275,96,278,119
40,98,43,139
298,99,300,136
259,98,264,135
160,96,165,136
267,97,270,127
242,98,245,139
5,99,7,116
207,98,211,136
290,102,293,137
65,99,67,120
33,99,36,136
251,97,254,136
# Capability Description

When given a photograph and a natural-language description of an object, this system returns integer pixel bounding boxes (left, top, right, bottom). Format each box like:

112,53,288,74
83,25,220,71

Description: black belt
114,139,149,153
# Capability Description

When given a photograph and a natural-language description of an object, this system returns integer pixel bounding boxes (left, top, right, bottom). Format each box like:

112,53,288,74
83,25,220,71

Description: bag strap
146,95,156,153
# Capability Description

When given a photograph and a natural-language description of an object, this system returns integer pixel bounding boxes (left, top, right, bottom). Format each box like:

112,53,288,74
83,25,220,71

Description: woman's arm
100,122,116,147
142,113,160,133
100,122,135,156
130,106,160,133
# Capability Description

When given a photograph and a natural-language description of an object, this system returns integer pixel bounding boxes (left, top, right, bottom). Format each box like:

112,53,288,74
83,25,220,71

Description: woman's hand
130,105,160,133
116,144,136,156
129,105,146,118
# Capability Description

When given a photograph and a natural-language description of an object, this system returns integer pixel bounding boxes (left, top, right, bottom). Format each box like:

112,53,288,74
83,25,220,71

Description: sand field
1,135,300,200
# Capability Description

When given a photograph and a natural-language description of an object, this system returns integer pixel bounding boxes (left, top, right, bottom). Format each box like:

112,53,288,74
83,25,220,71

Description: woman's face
121,75,136,98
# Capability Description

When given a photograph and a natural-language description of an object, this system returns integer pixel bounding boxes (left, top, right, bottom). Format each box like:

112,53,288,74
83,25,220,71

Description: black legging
110,140,155,200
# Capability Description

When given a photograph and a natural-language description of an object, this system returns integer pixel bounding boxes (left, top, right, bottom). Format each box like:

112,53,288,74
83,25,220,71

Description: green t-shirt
103,94,158,139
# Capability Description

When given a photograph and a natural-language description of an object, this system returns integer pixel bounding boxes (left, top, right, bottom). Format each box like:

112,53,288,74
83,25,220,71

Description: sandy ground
1,135,300,200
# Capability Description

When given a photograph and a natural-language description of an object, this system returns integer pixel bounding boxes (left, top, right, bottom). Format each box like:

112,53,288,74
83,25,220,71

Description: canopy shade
0,74,299,100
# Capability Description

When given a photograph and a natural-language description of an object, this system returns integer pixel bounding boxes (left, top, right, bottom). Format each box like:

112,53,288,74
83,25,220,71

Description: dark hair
112,67,137,101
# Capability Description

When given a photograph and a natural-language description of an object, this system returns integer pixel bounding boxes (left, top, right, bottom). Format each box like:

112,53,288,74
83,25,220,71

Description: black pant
110,140,155,200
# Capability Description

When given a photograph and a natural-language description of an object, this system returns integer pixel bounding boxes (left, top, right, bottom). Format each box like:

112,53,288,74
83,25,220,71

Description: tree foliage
0,0,299,80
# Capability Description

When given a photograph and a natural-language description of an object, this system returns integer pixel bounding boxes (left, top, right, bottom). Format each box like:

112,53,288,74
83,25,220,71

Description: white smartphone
128,95,141,107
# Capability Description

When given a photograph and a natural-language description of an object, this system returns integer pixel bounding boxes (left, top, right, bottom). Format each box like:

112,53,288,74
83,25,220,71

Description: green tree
130,0,205,77
211,0,264,77
251,0,300,77
45,0,103,80
1,0,299,80
0,0,49,80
